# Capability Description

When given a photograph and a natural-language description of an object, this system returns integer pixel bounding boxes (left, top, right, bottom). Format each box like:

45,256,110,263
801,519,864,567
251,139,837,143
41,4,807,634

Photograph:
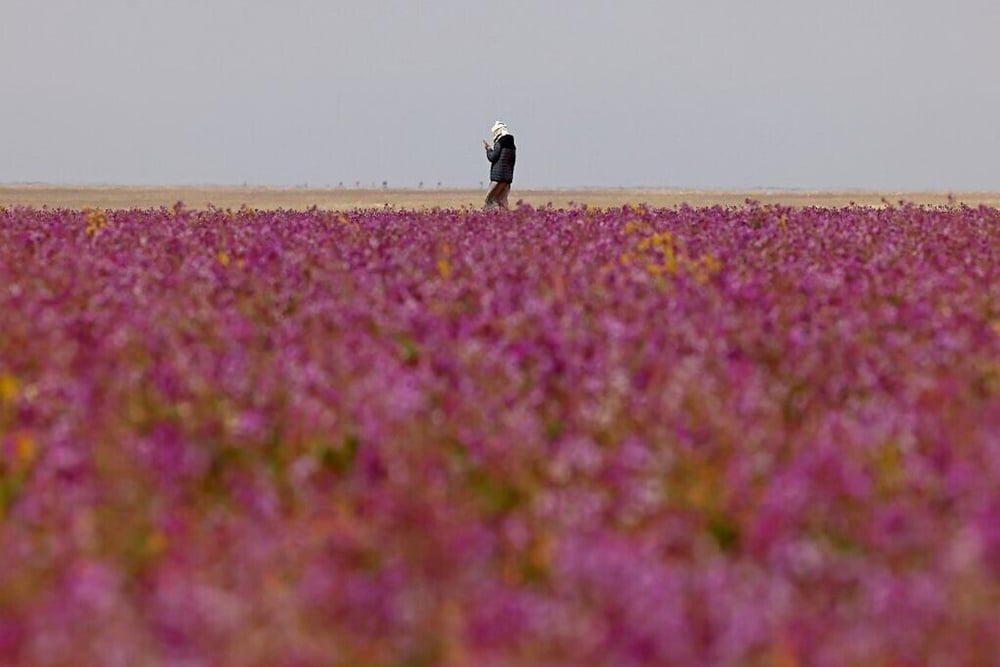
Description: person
483,121,516,209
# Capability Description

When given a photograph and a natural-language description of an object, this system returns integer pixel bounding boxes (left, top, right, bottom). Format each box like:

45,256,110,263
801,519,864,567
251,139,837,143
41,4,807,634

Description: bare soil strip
3,184,1000,210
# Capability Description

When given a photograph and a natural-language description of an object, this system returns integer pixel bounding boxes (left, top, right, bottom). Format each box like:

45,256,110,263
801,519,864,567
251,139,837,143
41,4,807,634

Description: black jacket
486,134,516,183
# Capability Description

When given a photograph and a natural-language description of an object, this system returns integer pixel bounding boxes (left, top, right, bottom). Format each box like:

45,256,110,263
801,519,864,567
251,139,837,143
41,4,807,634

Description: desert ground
4,184,1000,210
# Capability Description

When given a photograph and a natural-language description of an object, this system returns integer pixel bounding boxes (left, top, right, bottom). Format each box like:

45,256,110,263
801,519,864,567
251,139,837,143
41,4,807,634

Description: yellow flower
0,373,18,404
10,431,37,471
83,207,108,236
436,243,452,278
144,530,168,557
17,436,36,466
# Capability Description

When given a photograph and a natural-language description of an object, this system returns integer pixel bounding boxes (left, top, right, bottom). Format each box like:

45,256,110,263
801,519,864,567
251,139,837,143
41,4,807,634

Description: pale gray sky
2,1,999,189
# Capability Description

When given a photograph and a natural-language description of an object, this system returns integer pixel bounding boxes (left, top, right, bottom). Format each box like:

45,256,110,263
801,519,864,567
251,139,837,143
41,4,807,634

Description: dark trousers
484,181,511,210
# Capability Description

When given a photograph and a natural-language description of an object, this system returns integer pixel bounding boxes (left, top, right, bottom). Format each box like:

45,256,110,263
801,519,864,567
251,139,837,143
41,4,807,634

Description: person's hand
483,139,489,149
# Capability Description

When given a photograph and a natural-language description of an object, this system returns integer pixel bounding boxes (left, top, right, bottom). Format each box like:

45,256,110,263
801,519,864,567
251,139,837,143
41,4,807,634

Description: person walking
483,121,516,210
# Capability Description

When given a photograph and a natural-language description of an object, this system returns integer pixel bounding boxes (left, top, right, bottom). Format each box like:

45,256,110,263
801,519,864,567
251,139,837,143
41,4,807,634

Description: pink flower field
1,202,999,666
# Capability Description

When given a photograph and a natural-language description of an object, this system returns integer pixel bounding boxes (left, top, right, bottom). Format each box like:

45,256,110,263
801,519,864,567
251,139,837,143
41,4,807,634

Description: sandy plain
3,184,1000,210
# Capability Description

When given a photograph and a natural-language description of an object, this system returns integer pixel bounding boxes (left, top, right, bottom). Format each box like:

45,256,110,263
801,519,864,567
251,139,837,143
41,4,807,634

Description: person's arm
485,141,499,163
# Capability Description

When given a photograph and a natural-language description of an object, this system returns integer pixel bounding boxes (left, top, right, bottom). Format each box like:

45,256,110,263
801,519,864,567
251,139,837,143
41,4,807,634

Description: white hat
491,121,509,140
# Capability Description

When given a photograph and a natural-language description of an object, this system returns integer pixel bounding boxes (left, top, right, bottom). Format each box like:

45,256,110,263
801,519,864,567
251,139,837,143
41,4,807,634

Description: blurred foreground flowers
1,203,999,666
